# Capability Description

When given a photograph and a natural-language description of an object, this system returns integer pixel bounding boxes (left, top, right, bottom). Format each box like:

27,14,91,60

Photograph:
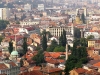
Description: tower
71,21,74,37
65,42,68,60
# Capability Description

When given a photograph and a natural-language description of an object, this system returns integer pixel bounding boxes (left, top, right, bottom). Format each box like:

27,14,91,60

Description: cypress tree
81,13,85,24
42,33,47,51
22,37,28,54
59,29,66,47
8,41,13,54
63,29,66,46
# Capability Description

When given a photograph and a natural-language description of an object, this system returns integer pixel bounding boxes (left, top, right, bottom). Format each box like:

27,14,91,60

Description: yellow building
74,15,82,24
88,39,95,47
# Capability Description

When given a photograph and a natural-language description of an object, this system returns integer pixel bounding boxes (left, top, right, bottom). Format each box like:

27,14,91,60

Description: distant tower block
66,43,68,60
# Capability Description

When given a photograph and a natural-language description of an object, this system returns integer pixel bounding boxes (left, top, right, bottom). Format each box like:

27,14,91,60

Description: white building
84,32,100,39
38,4,44,11
45,24,74,47
24,3,32,12
0,8,10,20
20,20,39,26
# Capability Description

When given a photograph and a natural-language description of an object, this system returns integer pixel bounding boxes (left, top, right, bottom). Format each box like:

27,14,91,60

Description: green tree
32,50,45,65
8,41,13,54
87,35,94,40
81,13,85,24
20,59,24,67
59,29,66,47
74,27,81,38
42,33,47,51
54,46,65,52
47,39,58,52
21,14,26,20
0,20,9,30
65,38,88,74
16,21,20,24
22,37,28,54
80,38,87,47
40,14,43,17
65,55,78,75
0,36,4,44
15,14,17,21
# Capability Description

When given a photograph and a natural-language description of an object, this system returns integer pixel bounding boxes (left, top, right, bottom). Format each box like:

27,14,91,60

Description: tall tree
22,37,28,54
15,14,17,21
74,27,81,38
59,29,66,47
42,33,47,51
65,38,88,75
81,13,85,24
0,36,4,44
8,41,13,54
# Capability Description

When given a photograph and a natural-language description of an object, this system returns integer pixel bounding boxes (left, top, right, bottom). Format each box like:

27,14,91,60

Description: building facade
0,60,20,75
0,8,10,20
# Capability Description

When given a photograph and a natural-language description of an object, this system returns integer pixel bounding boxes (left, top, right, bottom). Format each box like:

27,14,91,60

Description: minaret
65,41,68,60
71,19,74,38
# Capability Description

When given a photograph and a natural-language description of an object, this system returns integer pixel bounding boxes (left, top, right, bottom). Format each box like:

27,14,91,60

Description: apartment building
0,8,10,20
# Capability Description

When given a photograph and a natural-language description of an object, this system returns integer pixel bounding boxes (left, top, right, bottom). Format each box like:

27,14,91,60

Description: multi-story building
24,4,32,12
88,39,100,55
84,32,100,39
0,8,10,20
0,60,20,75
46,25,74,38
45,24,74,47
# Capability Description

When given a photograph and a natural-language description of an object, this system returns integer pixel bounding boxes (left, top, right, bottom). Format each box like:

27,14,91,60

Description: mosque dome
11,51,18,56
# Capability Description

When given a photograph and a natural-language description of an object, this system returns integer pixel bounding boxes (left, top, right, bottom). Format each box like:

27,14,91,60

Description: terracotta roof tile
9,62,17,67
33,66,41,70
93,62,100,67
0,64,8,70
19,70,43,75
42,68,62,73
74,68,87,74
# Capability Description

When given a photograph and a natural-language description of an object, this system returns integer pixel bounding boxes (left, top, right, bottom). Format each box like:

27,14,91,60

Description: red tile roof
0,64,8,70
93,62,100,67
33,66,41,70
43,68,62,73
19,70,43,75
9,62,17,67
74,68,87,74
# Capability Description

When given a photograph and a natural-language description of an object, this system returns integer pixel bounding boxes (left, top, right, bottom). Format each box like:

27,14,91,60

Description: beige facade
0,8,10,20
46,25,74,38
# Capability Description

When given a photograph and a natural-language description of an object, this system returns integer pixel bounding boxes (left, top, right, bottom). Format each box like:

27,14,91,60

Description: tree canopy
32,50,45,65
47,39,58,52
8,41,13,54
41,32,47,51
74,27,81,38
81,13,86,24
22,37,28,55
65,38,88,75
0,20,9,30
54,46,65,52
59,29,66,47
